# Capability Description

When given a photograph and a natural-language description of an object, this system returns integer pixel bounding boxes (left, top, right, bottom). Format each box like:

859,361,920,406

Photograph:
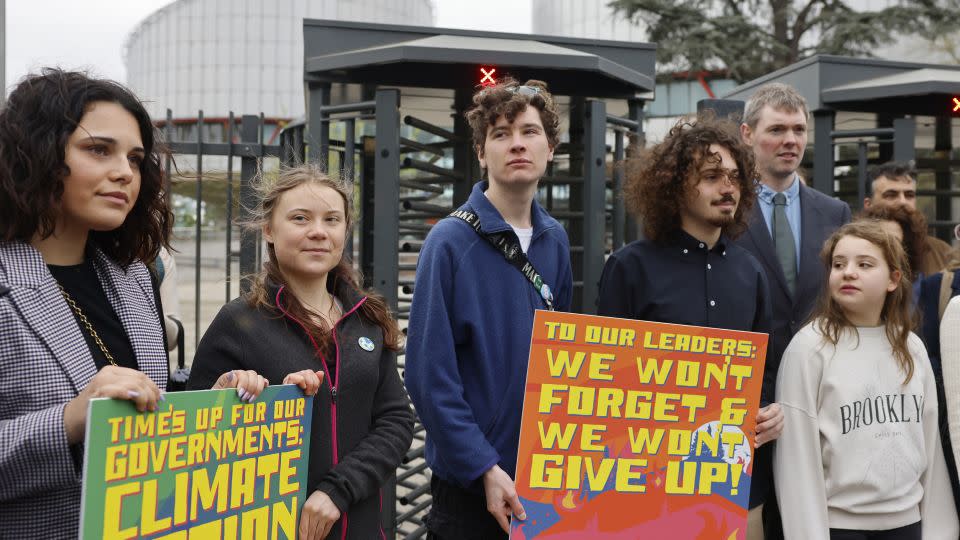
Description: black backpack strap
449,209,555,311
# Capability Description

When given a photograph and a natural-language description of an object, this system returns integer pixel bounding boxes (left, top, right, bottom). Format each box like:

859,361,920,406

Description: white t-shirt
482,191,534,253
512,226,533,253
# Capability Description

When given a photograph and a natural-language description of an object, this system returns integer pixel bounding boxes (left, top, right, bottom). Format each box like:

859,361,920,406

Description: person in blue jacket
405,78,573,540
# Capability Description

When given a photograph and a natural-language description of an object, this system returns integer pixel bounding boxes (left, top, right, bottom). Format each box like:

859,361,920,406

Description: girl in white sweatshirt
775,221,959,540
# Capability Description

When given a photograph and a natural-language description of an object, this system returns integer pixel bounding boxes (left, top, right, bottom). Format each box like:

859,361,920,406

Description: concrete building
531,0,959,129
124,0,435,121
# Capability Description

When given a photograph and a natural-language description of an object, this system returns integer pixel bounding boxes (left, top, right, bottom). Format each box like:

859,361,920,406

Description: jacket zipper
274,287,367,540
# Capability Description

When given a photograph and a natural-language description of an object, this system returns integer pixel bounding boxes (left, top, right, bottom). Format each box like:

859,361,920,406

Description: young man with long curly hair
597,117,783,534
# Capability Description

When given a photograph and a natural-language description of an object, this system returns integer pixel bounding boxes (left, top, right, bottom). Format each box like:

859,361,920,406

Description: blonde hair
742,83,808,129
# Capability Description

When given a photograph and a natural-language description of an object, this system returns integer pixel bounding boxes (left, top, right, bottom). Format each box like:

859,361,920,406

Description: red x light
480,66,497,86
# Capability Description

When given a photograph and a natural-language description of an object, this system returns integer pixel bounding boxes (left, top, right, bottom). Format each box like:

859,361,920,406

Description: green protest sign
80,385,313,539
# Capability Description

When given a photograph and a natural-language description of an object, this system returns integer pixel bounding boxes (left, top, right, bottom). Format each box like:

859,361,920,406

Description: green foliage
608,0,960,82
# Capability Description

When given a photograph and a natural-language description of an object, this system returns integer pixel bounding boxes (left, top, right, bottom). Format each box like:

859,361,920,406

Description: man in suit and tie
737,83,852,540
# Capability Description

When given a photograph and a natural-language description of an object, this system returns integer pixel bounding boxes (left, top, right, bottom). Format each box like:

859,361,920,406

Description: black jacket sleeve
315,346,415,511
186,304,247,390
753,264,775,407
597,252,638,318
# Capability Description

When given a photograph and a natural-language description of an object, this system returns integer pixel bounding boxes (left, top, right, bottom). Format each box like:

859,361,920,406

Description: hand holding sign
64,365,163,444
299,490,341,540
212,369,268,402
755,403,784,447
484,464,526,533
283,370,325,396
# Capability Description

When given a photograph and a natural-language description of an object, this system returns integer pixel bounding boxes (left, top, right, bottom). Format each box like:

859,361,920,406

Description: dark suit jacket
735,183,851,508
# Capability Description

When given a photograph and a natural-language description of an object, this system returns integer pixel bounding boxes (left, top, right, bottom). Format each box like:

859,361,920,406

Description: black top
48,259,138,371
186,280,415,540
597,230,773,334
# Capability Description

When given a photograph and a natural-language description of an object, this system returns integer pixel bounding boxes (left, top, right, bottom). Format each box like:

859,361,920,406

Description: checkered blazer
0,241,167,538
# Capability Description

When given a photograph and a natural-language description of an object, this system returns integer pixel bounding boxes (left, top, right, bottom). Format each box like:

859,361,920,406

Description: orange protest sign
511,311,767,539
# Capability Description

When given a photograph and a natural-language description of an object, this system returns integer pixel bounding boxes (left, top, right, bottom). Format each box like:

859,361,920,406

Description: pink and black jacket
188,279,415,540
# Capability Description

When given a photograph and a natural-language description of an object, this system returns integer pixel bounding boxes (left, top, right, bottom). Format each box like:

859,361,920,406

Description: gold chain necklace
57,283,117,366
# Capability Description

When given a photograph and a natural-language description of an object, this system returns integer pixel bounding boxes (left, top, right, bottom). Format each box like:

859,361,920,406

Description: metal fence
161,90,643,538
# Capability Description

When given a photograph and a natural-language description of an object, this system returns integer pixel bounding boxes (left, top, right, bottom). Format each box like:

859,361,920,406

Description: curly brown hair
624,117,758,243
0,68,170,266
465,78,560,151
858,205,929,281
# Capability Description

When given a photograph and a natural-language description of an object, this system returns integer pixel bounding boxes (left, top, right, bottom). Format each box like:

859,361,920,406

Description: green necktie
773,192,797,296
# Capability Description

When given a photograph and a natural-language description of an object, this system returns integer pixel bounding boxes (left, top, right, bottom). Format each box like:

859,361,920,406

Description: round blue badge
540,283,553,303
358,336,375,351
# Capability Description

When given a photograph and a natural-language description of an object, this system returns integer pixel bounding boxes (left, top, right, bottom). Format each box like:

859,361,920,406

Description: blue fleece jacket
405,181,573,488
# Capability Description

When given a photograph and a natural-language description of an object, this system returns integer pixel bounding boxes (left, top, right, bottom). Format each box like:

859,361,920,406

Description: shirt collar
465,180,551,234
671,229,728,257
757,174,800,205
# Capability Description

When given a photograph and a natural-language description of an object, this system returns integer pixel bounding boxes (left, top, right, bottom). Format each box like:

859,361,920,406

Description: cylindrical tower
124,0,435,119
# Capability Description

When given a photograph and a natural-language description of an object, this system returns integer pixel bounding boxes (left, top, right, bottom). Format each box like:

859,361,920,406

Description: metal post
857,141,868,210
627,97,646,148
893,117,916,164
876,113,894,162
1,0,6,108
194,111,204,351
343,118,356,258
343,118,356,182
453,87,475,205
164,110,174,197
359,136,376,287
568,97,586,312
582,100,607,314
626,98,645,243
612,130,625,251
372,90,400,309
225,112,235,303
813,110,836,196
306,82,331,169
238,115,261,293
934,116,951,240
373,87,401,540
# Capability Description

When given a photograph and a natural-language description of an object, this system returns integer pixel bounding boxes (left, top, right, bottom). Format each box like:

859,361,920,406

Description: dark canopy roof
724,55,960,116
303,20,656,99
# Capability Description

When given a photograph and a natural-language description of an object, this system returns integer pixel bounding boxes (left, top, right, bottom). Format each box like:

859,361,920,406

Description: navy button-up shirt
597,230,772,334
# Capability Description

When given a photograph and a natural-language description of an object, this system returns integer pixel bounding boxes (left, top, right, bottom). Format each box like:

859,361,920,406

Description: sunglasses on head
506,85,542,97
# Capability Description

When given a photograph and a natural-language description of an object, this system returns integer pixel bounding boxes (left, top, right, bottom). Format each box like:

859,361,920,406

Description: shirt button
683,249,688,254
722,251,726,256
707,264,712,270
699,243,705,248
710,300,716,307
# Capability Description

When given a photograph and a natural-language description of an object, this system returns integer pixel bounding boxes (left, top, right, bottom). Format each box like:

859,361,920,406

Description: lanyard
449,209,555,311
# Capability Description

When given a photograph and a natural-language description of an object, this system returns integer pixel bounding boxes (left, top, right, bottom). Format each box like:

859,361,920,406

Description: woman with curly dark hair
0,69,266,537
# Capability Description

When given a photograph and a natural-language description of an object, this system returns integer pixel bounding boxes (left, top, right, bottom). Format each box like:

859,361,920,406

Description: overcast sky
3,0,533,92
